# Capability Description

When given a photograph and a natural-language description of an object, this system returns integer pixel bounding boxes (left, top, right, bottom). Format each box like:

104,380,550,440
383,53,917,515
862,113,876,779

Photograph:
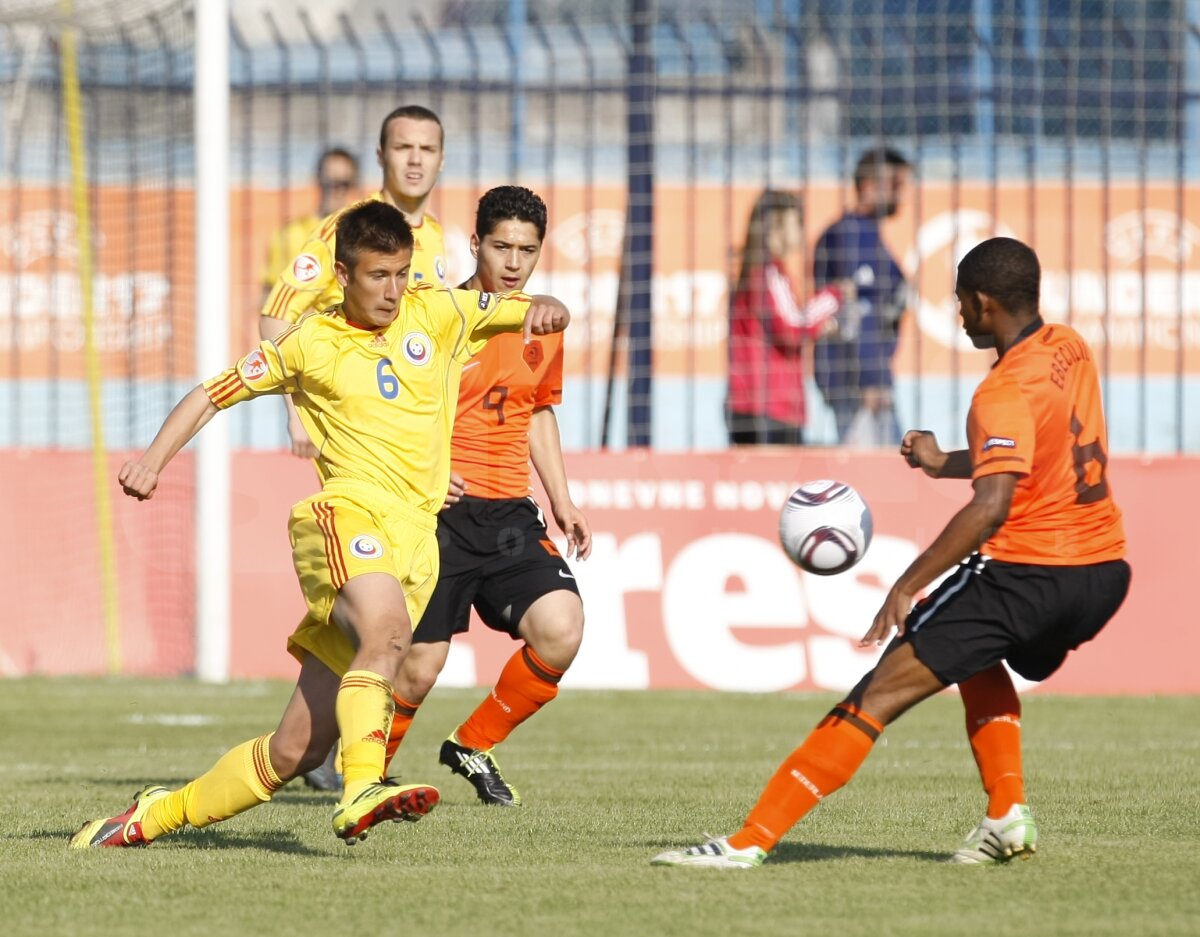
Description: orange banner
4,449,1195,694
4,182,1197,382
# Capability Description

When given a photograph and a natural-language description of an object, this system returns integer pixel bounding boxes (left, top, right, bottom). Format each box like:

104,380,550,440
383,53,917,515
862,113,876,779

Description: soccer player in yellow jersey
261,104,447,458
259,147,360,301
69,200,570,850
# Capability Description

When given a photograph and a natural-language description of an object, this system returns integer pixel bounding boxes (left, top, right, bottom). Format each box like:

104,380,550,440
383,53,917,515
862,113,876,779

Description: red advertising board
5,449,1195,694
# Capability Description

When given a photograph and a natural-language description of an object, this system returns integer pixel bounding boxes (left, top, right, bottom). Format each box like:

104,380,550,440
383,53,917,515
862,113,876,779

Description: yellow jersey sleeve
260,214,320,288
202,322,306,409
259,211,343,324
448,288,533,361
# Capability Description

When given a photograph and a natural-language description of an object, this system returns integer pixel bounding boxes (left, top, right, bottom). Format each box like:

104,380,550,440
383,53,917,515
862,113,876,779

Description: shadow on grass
768,841,946,864
167,830,329,855
642,838,945,864
30,826,329,856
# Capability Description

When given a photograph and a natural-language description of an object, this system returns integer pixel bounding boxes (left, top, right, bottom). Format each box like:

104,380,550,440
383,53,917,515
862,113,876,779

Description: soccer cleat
331,780,439,845
650,836,768,869
950,803,1038,864
68,785,171,849
438,734,521,807
302,747,343,794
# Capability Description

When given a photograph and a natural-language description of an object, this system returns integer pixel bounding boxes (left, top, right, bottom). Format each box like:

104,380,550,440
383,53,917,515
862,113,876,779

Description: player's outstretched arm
522,295,570,342
118,385,219,501
900,430,971,479
860,472,1016,647
529,406,591,560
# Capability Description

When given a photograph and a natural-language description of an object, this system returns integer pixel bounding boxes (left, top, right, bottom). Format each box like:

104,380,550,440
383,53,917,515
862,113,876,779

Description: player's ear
334,260,350,288
469,233,480,260
975,290,998,324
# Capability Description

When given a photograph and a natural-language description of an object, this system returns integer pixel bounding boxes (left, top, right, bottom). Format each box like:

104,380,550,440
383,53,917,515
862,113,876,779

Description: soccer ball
778,480,873,575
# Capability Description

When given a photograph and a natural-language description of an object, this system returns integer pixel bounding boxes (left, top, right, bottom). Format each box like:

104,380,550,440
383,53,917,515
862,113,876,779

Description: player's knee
269,730,326,781
523,596,584,669
399,655,441,701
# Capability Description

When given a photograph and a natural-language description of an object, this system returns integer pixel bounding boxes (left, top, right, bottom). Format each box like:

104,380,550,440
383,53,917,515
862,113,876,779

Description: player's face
377,117,444,204
471,219,543,293
955,286,996,349
318,154,359,214
337,248,412,329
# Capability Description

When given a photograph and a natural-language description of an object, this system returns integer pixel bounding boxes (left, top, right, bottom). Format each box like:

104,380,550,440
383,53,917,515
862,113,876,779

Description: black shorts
413,495,580,644
903,554,1131,685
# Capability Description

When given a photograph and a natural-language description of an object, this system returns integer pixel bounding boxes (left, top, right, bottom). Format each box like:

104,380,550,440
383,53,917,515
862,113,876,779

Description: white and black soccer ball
778,480,873,575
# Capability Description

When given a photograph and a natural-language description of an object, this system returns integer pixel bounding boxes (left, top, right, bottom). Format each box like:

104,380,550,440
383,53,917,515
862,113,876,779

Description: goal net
0,0,195,676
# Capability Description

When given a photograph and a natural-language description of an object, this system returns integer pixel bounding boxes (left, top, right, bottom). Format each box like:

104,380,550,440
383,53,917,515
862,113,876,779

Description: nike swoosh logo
558,570,575,579
462,361,480,372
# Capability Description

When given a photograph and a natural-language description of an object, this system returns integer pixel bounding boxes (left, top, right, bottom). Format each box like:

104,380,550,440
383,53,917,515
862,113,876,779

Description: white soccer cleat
950,803,1038,864
650,836,767,869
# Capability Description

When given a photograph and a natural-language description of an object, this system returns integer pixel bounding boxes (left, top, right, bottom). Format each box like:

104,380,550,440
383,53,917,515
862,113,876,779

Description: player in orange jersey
69,201,571,851
379,185,591,807
653,236,1130,868
261,105,447,459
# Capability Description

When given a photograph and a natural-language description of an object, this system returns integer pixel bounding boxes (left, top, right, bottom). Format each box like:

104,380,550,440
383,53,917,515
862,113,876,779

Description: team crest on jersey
292,253,321,282
983,436,1017,451
434,256,447,284
240,350,268,382
477,291,492,310
523,341,543,371
402,331,431,366
349,535,385,560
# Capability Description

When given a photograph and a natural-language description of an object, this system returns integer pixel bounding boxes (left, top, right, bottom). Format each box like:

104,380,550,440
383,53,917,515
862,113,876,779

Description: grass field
2,679,1197,937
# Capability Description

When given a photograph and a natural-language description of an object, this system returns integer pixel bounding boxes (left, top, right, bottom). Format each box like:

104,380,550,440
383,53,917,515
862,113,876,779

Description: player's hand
553,502,592,560
900,429,945,477
119,460,160,501
442,471,467,511
860,584,916,647
288,413,319,460
523,296,570,342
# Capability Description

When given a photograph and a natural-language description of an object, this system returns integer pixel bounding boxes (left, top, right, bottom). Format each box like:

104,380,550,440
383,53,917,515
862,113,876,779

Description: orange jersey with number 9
968,321,1125,564
451,330,564,499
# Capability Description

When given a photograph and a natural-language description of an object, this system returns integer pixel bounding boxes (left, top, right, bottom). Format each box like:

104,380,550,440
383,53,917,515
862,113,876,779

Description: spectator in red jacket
726,190,852,445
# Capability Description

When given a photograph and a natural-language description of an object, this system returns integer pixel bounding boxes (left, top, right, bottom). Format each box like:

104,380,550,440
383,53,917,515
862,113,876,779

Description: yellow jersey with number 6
207,283,530,514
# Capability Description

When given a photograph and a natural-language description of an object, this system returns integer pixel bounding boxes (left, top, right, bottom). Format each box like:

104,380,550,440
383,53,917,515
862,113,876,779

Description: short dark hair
853,147,910,192
956,237,1041,313
378,105,444,150
316,146,358,178
475,185,548,242
335,200,413,269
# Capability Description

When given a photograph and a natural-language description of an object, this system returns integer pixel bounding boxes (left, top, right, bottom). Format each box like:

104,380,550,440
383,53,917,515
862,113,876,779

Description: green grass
1,680,1197,937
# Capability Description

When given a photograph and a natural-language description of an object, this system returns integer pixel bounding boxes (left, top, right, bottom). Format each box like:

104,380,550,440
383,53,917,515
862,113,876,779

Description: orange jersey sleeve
451,331,564,499
968,322,1125,564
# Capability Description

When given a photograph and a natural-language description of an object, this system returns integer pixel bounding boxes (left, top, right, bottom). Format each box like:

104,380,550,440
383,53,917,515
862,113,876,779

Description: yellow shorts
285,480,439,676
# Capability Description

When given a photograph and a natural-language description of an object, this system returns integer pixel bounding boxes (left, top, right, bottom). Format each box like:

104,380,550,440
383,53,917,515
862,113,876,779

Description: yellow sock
142,734,282,840
336,670,394,800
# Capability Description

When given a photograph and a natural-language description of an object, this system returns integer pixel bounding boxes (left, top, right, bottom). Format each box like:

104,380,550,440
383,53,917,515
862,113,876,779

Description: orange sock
959,665,1025,818
455,645,563,751
727,703,883,852
383,692,421,772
